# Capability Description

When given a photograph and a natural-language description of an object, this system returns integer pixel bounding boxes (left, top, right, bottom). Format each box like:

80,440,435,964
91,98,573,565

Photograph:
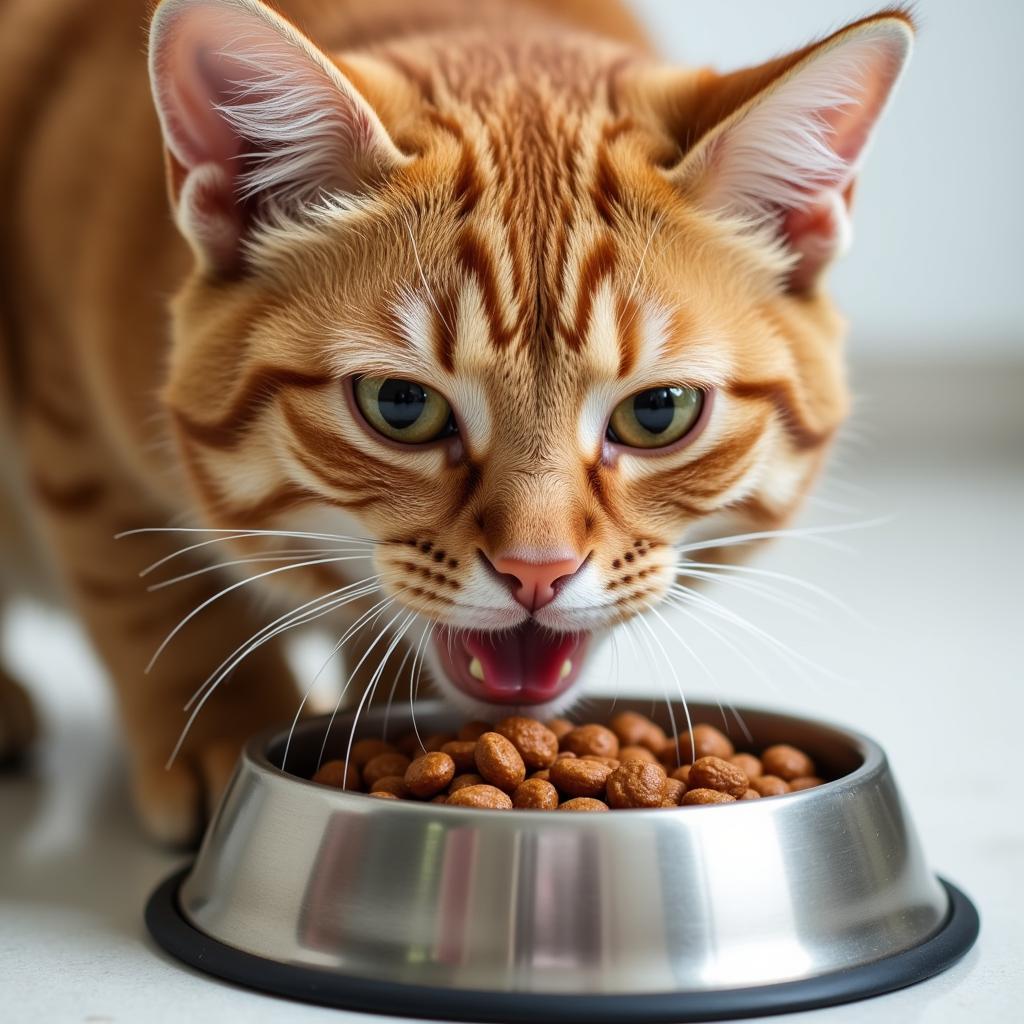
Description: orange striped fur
0,0,911,842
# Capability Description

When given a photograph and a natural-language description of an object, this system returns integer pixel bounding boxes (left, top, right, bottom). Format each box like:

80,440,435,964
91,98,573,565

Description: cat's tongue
435,622,587,705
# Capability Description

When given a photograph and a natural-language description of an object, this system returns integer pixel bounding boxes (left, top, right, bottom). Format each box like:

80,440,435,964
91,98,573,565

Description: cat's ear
661,13,913,292
148,0,406,274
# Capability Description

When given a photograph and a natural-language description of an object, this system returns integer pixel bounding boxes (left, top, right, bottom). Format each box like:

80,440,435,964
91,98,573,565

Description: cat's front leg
27,443,300,844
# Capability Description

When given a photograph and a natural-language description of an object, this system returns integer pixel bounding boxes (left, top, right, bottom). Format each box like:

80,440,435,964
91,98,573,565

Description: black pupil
377,379,427,429
633,387,679,434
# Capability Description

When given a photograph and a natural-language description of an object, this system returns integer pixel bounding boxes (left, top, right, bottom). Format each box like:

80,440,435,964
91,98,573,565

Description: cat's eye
353,376,456,444
607,385,705,449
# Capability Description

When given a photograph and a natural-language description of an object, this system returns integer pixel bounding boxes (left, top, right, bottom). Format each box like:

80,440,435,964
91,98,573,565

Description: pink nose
489,554,586,612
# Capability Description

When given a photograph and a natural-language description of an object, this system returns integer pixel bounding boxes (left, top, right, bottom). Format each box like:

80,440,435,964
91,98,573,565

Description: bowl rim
148,870,979,1022
237,698,889,821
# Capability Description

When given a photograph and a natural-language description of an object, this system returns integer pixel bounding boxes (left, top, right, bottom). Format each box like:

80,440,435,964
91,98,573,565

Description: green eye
354,376,456,444
607,386,705,449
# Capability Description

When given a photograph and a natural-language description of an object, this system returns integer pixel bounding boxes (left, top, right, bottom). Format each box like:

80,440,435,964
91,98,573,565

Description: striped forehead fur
151,1,909,654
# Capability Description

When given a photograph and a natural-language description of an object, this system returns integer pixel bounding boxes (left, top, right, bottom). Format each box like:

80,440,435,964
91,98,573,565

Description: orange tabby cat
0,0,912,843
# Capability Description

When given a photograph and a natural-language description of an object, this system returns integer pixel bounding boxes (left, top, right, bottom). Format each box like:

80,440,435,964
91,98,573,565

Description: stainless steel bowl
147,700,978,1021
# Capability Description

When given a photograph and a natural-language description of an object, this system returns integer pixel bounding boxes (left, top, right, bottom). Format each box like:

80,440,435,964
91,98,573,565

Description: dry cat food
310,711,826,811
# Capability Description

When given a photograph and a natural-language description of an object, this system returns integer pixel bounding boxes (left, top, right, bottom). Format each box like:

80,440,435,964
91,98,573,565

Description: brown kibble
446,784,513,809
644,722,668,753
314,711,829,810
663,778,686,805
474,732,527,791
440,740,478,774
404,752,456,798
394,731,420,759
688,756,749,798
369,775,409,798
558,797,609,812
608,710,653,746
423,732,456,753
449,773,484,793
673,723,735,764
682,788,736,806
311,759,360,790
730,753,763,779
761,744,816,781
512,778,560,810
550,756,614,798
350,738,396,769
788,776,824,792
546,717,575,742
618,745,658,764
607,711,667,752
605,760,667,808
581,754,620,768
362,752,412,788
562,724,619,759
750,775,789,797
458,720,493,742
495,716,559,770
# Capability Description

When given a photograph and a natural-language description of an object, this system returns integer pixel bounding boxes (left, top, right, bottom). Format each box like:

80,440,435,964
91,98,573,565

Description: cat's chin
423,622,595,721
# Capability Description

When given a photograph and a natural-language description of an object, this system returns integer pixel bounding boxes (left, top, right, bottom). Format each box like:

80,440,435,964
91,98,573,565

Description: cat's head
148,0,912,716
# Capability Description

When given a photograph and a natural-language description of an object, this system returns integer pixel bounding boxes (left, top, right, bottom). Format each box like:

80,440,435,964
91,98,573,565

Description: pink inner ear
778,34,909,289
150,3,290,272
818,43,907,176
156,5,274,173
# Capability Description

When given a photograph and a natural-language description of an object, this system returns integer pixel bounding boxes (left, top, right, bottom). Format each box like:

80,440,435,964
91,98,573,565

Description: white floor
2,361,1021,1023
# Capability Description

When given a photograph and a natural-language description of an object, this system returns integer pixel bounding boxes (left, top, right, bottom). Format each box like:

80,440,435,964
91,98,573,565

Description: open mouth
434,621,589,706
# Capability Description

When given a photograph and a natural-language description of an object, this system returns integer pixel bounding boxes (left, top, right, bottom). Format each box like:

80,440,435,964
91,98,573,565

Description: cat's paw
0,671,39,764
131,736,244,847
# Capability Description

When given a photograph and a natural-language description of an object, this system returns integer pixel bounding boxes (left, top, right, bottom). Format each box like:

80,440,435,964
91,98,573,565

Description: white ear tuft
148,0,405,272
672,17,913,290
212,35,388,205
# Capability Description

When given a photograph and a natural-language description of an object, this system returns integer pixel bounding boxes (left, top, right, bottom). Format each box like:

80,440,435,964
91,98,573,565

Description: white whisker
167,580,387,769
409,620,437,752
137,535,374,579
645,603,738,738
664,601,777,697
117,525,380,568
676,567,822,620
623,617,680,763
146,554,376,674
674,517,890,556
676,559,858,617
341,613,416,787
635,613,696,765
316,607,405,770
392,618,431,742
147,550,373,591
381,626,420,740
281,596,394,771
667,584,844,686
607,628,621,716
183,572,384,712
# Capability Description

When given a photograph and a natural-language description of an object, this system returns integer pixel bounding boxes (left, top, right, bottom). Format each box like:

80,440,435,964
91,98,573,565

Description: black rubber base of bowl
146,868,978,1023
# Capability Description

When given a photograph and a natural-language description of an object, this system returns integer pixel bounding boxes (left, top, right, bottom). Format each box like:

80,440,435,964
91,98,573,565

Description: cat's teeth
560,659,573,680
469,657,486,682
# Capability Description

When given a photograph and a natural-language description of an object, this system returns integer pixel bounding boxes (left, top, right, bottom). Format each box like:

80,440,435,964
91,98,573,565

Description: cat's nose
486,552,587,612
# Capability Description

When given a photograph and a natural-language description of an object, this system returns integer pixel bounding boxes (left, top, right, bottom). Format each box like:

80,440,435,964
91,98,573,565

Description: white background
632,0,1024,357
2,1,1022,1022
